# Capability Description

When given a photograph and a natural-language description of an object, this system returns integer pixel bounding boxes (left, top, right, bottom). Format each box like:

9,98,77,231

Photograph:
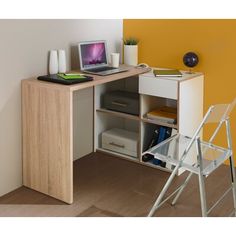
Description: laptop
78,40,128,76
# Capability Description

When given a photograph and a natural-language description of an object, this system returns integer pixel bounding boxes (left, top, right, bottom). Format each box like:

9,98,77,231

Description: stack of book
146,106,177,124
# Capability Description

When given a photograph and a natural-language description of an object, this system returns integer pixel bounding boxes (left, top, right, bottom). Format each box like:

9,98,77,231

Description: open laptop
78,40,128,76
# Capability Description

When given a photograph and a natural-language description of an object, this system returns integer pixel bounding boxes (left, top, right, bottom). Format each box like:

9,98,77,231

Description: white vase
58,49,66,73
124,45,138,66
49,50,58,74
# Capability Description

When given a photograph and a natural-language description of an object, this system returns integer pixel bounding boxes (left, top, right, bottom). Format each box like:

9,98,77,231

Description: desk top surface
22,65,151,92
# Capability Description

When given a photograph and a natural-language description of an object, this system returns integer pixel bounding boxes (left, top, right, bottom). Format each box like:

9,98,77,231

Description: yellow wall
124,19,236,164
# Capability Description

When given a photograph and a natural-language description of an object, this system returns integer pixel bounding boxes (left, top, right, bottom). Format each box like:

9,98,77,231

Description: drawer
139,75,178,99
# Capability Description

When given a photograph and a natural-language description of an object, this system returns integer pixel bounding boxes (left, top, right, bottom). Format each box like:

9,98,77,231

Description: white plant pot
124,45,138,66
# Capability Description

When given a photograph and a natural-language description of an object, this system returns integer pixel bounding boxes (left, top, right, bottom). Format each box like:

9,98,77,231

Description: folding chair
144,98,236,217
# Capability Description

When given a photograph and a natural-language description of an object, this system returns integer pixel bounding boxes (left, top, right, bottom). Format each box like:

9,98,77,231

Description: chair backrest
204,98,236,124
181,98,236,161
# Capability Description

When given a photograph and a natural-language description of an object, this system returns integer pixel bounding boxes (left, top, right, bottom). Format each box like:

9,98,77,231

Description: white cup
111,53,120,68
49,50,58,74
58,49,66,73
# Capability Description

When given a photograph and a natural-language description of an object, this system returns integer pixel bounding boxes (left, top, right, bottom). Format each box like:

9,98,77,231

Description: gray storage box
103,90,139,115
102,128,139,157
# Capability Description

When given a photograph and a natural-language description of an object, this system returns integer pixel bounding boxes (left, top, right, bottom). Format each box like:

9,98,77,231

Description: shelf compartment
140,95,177,116
96,108,140,121
95,112,139,155
95,76,139,111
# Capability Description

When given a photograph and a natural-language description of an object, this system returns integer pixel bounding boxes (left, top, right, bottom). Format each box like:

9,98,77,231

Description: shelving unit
94,76,140,163
94,70,204,175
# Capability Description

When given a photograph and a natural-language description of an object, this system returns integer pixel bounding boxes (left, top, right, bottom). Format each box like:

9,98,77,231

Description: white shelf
141,160,172,173
96,148,139,163
96,108,139,121
97,147,172,173
141,117,178,129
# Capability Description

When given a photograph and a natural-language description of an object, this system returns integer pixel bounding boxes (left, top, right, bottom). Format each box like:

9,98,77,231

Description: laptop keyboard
86,66,116,73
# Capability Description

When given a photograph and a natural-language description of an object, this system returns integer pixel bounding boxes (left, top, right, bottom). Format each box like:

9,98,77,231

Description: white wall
0,19,123,197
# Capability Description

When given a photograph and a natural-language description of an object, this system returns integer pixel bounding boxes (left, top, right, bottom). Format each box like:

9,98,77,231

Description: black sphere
183,52,199,68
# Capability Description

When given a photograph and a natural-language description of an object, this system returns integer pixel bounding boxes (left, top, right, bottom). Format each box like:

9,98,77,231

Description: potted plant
123,37,139,66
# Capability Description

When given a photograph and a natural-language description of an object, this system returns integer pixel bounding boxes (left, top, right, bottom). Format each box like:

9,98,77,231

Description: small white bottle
49,50,58,74
58,49,66,73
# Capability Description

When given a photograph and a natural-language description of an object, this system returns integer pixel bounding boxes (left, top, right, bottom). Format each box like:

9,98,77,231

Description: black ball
183,52,199,68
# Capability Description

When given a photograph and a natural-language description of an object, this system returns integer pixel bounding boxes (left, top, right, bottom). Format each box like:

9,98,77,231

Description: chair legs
229,155,236,216
226,119,236,216
198,172,207,217
172,170,208,216
148,166,208,217
148,161,235,217
171,172,194,206
147,165,180,217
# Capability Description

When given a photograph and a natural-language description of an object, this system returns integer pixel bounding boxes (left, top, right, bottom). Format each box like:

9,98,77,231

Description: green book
58,73,87,80
153,69,182,77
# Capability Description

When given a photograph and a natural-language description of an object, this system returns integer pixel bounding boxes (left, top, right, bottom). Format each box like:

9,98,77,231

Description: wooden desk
22,66,150,203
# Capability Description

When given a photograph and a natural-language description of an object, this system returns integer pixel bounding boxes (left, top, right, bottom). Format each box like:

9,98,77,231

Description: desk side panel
22,81,73,203
178,75,204,137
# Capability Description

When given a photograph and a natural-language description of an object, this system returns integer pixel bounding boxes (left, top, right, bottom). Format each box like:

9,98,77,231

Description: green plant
123,37,139,45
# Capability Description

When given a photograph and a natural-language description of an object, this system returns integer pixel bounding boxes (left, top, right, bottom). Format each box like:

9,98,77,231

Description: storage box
102,128,139,157
103,90,139,115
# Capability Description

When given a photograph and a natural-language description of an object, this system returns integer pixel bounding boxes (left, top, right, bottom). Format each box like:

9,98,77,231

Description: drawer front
102,142,137,157
102,131,138,157
139,76,178,99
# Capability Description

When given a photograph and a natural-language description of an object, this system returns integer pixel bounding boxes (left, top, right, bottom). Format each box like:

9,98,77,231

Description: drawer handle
109,142,125,148
111,101,127,107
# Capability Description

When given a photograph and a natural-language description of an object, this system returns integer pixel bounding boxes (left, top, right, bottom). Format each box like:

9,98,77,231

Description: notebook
78,40,128,76
37,74,93,85
153,69,182,77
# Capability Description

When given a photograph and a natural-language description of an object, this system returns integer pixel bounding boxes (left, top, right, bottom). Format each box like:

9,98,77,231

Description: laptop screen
79,41,107,69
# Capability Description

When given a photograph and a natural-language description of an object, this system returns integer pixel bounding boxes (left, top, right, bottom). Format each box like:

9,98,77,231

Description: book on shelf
142,125,177,171
152,126,172,167
146,106,177,124
142,127,160,162
153,69,182,77
165,128,178,170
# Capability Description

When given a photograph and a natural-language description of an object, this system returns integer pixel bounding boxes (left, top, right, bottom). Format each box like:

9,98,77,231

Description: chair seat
144,134,232,175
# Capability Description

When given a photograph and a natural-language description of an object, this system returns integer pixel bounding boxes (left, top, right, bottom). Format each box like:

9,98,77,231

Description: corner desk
22,66,204,204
